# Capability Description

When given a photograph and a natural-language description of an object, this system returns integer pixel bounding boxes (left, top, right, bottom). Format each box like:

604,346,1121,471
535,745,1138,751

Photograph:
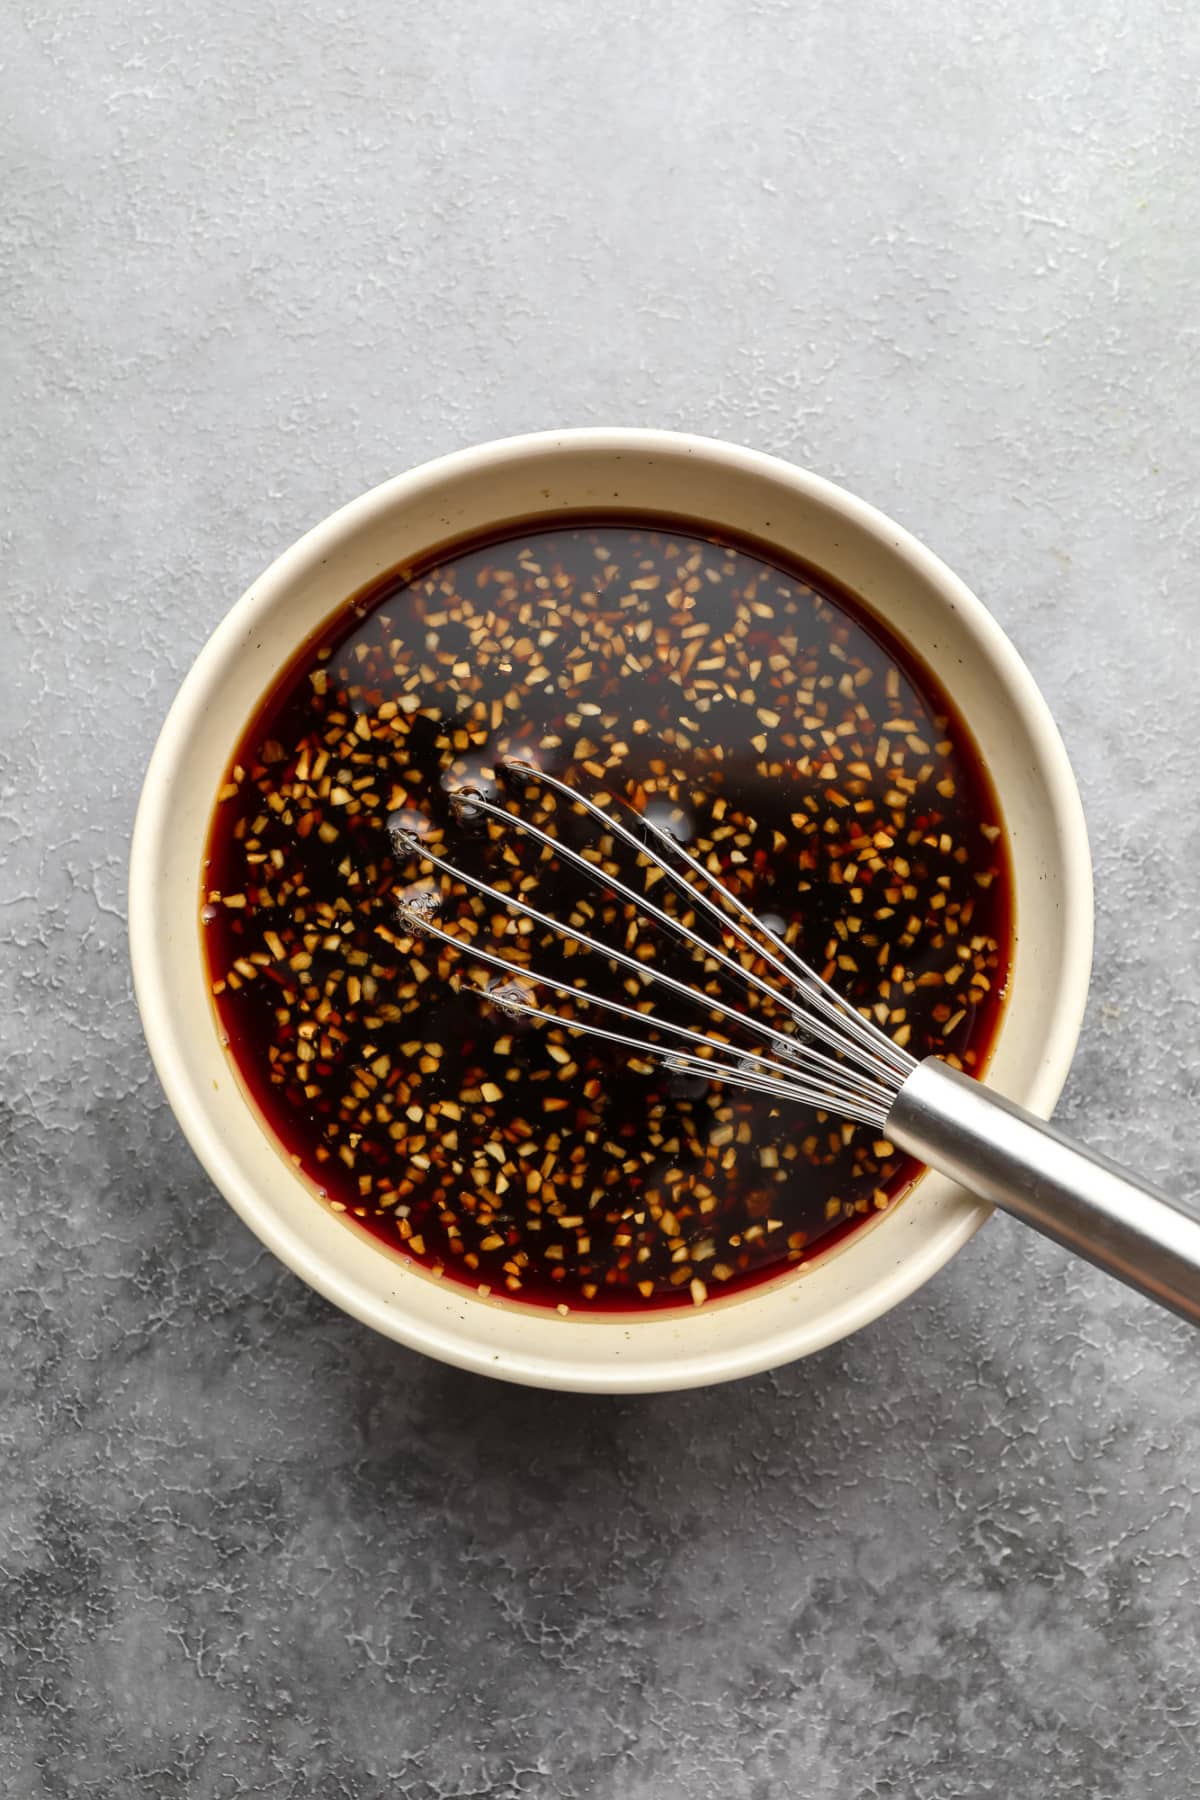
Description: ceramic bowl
129,429,1093,1391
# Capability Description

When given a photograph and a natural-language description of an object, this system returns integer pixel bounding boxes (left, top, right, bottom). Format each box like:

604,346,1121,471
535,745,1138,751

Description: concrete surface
3,1,1199,1794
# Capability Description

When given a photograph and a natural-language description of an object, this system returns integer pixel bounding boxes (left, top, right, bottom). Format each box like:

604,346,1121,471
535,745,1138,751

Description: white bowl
130,429,1093,1391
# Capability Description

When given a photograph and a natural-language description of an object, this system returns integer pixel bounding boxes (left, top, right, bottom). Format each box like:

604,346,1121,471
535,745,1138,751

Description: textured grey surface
3,1,1200,1794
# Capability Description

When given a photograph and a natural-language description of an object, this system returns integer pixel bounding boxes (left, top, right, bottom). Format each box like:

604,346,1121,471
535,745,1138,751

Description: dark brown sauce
203,517,1013,1312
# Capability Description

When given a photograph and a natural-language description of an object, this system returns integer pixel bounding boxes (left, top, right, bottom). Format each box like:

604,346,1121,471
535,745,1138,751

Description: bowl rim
129,427,1094,1389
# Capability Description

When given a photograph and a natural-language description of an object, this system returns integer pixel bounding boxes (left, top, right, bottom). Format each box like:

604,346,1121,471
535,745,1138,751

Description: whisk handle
886,1058,1200,1327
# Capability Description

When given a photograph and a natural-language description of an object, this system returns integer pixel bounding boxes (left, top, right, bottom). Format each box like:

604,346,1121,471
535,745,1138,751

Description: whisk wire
394,844,890,1116
476,989,892,1127
392,761,912,1122
442,783,876,1074
630,797,914,1081
503,763,912,1087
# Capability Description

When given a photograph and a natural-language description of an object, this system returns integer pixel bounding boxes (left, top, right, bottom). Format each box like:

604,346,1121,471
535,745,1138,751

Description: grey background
4,1,1199,1794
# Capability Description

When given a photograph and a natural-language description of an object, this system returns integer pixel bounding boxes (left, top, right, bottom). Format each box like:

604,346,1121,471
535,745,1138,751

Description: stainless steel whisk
392,760,1200,1327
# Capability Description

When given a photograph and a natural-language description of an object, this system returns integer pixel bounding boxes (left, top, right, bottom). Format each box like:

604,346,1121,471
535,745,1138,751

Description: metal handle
886,1058,1200,1327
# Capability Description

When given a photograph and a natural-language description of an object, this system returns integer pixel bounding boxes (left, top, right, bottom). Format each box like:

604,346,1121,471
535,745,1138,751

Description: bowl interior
130,431,1092,1390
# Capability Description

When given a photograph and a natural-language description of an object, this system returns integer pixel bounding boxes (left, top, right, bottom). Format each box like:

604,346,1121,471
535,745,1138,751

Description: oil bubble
448,784,487,827
485,977,537,1025
387,808,434,855
643,798,694,846
498,749,545,790
397,885,441,935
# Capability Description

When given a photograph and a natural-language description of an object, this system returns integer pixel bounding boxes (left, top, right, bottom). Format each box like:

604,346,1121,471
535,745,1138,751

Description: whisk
392,760,1200,1327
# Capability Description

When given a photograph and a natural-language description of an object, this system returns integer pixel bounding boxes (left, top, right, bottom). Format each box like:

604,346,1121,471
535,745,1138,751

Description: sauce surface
204,518,1013,1311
